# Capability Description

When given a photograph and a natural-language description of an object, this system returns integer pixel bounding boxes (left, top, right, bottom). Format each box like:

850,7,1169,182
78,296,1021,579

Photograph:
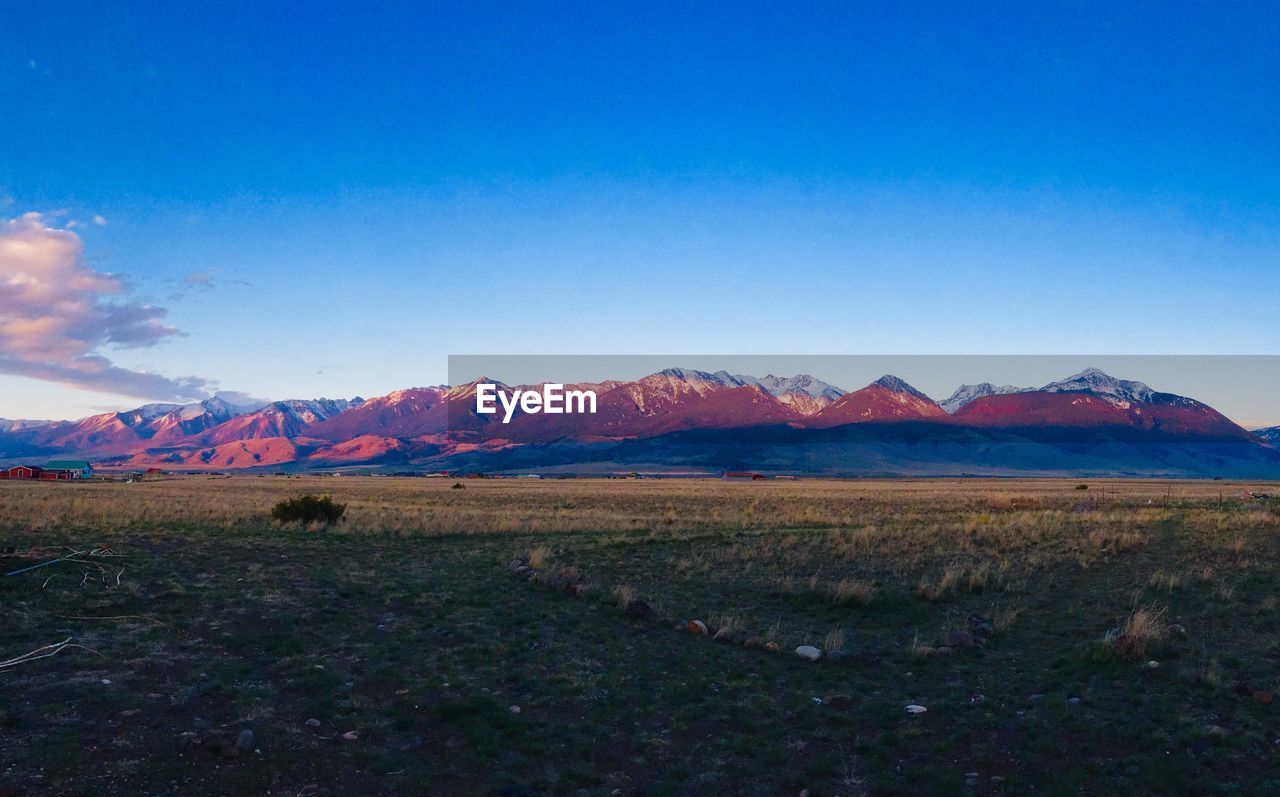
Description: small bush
271,494,346,525
1102,605,1168,660
829,578,877,605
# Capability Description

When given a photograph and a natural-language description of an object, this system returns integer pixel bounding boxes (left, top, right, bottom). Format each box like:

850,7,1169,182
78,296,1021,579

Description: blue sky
1,2,1278,420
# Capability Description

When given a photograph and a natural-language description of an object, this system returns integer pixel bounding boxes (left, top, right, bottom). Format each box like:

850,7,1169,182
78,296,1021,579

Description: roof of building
46,460,92,470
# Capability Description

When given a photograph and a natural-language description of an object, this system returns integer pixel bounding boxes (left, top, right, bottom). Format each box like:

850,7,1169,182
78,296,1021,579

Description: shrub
271,494,346,525
1102,605,1168,660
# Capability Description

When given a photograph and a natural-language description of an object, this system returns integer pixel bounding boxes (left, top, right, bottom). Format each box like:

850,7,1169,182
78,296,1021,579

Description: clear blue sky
1,1,1277,420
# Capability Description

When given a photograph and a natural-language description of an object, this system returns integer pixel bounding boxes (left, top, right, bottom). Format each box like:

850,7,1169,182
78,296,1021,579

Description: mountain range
1,368,1277,477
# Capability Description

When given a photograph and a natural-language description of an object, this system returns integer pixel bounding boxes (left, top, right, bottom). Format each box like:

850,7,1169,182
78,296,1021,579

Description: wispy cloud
0,211,229,402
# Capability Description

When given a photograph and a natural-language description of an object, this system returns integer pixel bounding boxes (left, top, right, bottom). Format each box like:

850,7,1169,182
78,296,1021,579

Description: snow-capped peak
940,383,1029,414
1040,368,1155,405
735,373,844,401
1252,425,1280,444
871,375,933,402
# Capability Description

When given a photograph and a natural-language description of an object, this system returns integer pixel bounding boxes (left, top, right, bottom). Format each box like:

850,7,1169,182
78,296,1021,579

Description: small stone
235,729,255,753
1145,660,1160,670
147,693,163,700
119,708,142,717
395,688,410,695
905,704,928,714
507,557,528,574
305,719,321,728
687,620,708,635
1168,623,1188,639
795,645,822,662
742,637,763,650
623,599,653,620
342,730,359,741
1067,697,1082,706
100,678,112,685
764,641,780,652
799,790,811,797
1205,724,1228,738
1254,690,1275,705
509,705,521,714
712,628,735,644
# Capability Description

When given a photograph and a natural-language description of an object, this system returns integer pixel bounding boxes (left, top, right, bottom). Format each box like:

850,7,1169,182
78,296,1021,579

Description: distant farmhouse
0,460,94,481
47,460,94,479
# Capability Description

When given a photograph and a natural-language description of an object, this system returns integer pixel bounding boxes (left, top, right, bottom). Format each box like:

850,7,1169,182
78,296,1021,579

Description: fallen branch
0,637,99,670
4,547,121,578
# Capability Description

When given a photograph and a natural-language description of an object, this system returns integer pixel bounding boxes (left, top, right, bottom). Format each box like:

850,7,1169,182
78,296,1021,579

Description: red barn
5,466,45,480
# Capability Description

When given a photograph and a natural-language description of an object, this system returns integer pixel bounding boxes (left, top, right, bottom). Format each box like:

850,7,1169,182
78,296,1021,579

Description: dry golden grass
1103,605,1169,660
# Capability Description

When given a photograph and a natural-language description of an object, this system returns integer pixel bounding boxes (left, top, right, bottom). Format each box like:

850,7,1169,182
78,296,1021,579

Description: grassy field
1,476,1278,796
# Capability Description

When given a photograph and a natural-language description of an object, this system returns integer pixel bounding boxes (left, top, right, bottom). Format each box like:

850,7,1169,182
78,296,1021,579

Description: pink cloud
0,212,219,402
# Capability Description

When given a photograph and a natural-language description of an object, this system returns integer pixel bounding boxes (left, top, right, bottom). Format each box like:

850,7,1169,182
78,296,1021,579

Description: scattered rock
235,729,255,753
795,645,822,662
742,637,763,650
507,557,528,574
1255,691,1275,705
1168,623,1188,639
1205,724,1228,738
623,599,653,620
1067,697,1082,706
509,705,521,714
764,642,780,652
905,704,928,714
305,719,321,728
1145,660,1160,670
915,645,953,657
944,630,975,650
119,708,142,718
687,620,708,635
342,730,359,741
712,628,735,644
